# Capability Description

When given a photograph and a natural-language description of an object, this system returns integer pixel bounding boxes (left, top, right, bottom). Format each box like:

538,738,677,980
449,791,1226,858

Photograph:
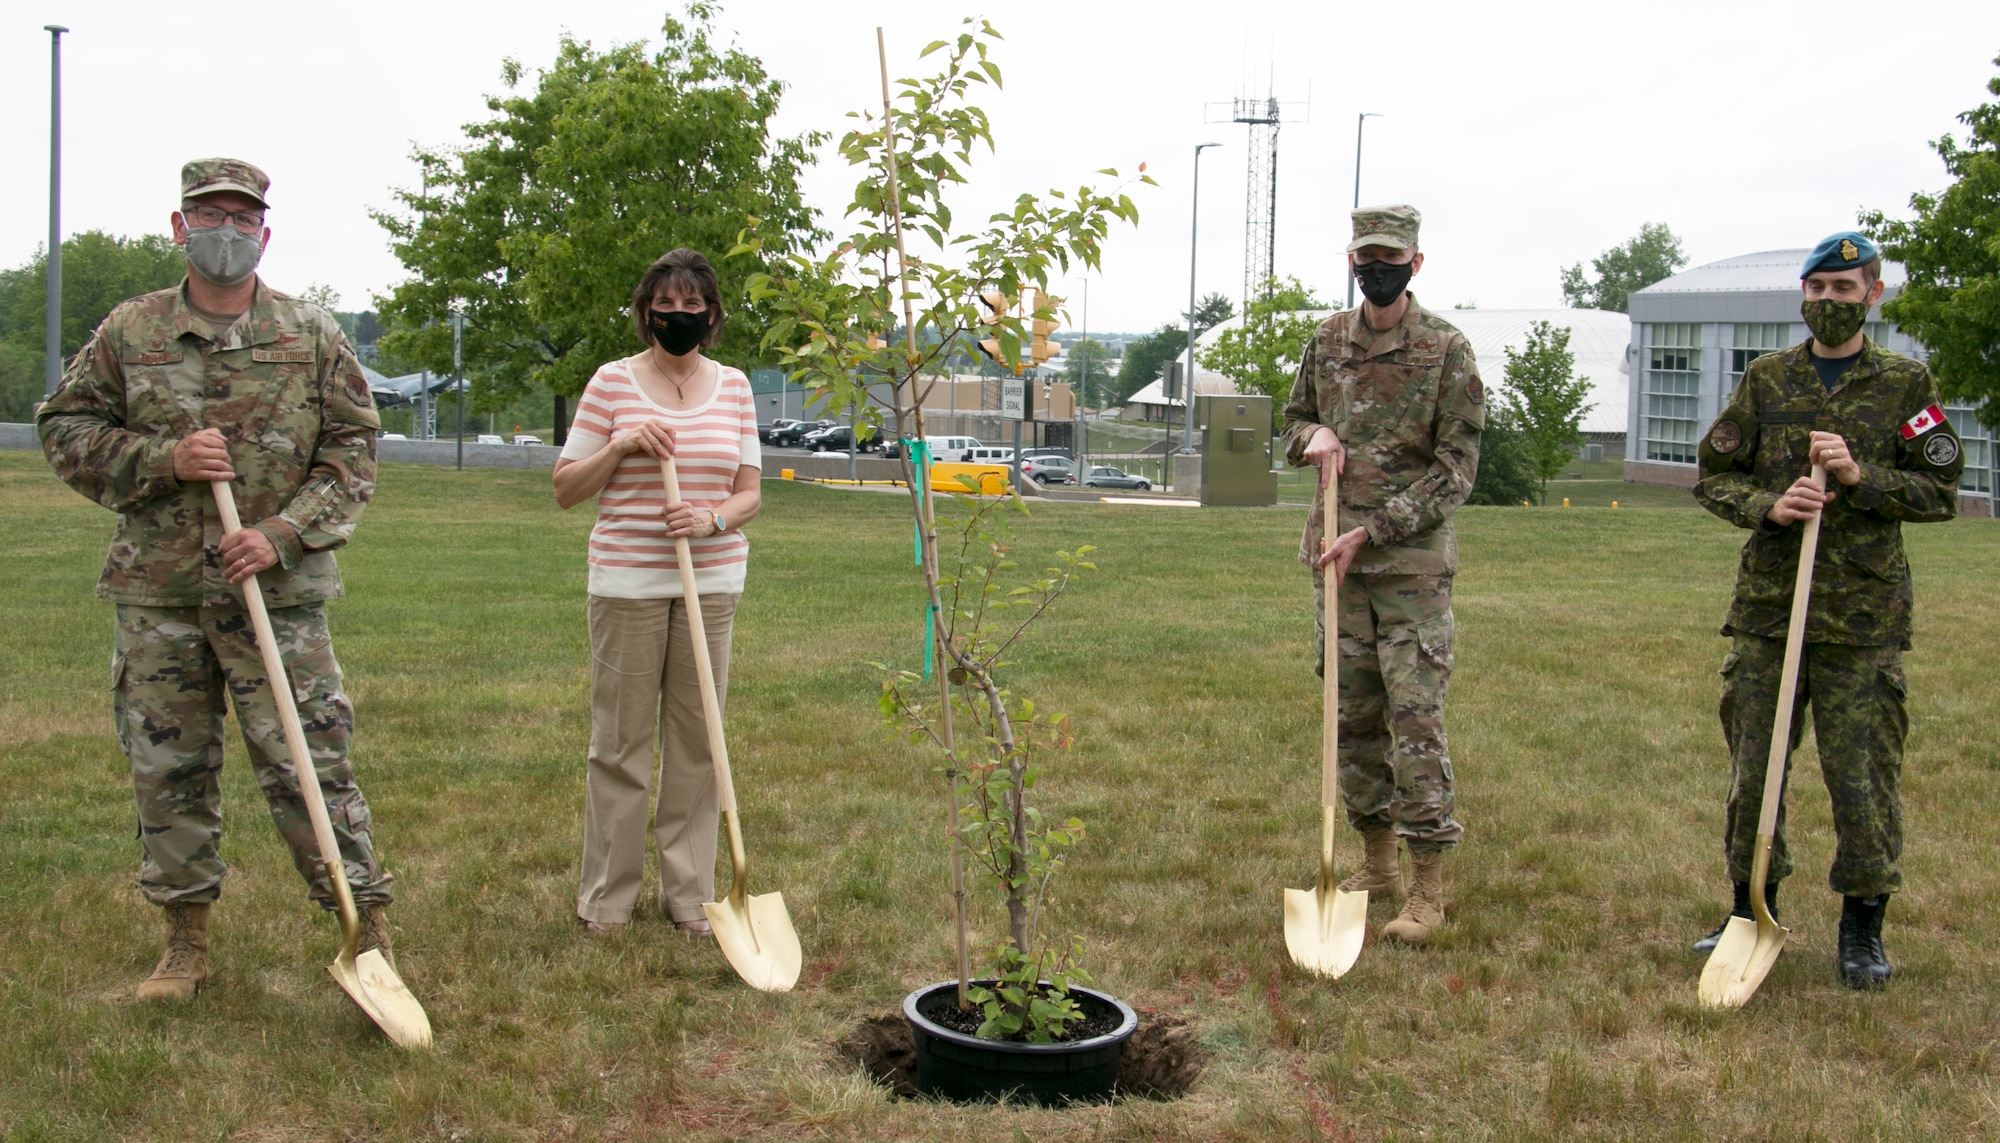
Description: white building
1624,249,1994,517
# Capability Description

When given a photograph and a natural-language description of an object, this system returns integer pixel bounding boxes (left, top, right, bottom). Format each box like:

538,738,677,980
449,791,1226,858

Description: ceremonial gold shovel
660,456,801,993
210,480,432,1048
1698,463,1827,1009
1284,466,1368,977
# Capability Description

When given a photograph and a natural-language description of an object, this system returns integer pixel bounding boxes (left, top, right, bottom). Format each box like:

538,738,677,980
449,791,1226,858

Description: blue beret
1801,232,1878,278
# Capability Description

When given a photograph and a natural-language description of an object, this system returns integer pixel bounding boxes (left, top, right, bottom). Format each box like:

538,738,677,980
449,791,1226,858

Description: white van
966,445,1017,466
929,436,981,462
475,434,504,445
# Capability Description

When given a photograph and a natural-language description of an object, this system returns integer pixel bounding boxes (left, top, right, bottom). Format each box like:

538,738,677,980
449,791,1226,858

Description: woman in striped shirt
552,248,762,937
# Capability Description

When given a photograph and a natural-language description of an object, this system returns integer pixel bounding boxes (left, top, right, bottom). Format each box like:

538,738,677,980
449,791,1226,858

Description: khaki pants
578,593,737,924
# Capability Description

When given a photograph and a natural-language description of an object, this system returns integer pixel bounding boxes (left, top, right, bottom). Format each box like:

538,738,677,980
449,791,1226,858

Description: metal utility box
1197,395,1278,506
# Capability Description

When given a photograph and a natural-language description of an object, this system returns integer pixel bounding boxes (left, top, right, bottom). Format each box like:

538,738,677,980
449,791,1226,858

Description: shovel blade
1283,886,1367,978
327,950,434,1049
704,890,801,993
1696,915,1788,1009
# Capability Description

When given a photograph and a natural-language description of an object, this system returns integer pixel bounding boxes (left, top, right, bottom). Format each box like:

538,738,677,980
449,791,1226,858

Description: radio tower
1210,83,1306,314
1234,94,1280,312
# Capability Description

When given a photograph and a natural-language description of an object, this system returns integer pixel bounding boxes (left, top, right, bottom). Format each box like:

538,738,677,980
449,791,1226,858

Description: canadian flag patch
1900,404,1948,439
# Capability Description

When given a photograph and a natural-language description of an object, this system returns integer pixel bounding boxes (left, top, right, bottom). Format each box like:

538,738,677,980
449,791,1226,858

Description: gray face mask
182,223,263,287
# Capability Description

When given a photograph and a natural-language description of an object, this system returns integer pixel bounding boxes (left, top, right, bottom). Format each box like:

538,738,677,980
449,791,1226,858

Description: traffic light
1028,289,1063,366
977,289,1014,364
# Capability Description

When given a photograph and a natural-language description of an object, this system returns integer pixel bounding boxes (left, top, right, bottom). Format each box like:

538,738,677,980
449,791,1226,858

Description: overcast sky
3,1,1995,336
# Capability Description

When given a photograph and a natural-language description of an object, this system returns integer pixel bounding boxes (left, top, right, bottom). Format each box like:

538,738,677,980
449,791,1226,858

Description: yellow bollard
1612,500,1620,509
781,468,795,481
1563,497,1570,508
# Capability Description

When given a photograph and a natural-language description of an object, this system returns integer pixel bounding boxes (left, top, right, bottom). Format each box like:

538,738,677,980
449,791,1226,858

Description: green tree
1465,405,1538,506
1183,291,1234,337
0,340,41,422
371,2,825,419
1198,275,1325,424
738,20,1146,1037
1060,336,1114,404
1861,54,2000,425
1499,319,1594,503
2,231,185,360
1111,324,1184,404
1560,222,1686,313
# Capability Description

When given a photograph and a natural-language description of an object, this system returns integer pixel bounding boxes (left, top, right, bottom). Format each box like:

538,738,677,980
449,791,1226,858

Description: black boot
1693,881,1780,954
1837,895,1892,990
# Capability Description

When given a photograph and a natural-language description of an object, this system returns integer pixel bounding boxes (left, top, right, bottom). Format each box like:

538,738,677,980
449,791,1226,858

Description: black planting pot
902,981,1138,1106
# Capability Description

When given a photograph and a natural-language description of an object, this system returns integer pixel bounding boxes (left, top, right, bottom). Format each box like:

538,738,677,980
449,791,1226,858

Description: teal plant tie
908,438,931,565
922,600,937,682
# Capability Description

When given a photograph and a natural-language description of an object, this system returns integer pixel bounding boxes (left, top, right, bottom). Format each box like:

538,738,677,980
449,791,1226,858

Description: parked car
769,419,834,448
1018,455,1077,484
927,435,981,463
966,445,1017,466
475,433,504,445
378,432,408,441
1021,447,1074,461
803,424,882,453
758,417,802,444
512,434,545,446
1081,465,1151,491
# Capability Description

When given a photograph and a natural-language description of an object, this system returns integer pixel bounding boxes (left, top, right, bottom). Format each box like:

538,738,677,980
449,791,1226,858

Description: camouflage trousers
1316,571,1462,852
113,603,393,909
1719,632,1906,898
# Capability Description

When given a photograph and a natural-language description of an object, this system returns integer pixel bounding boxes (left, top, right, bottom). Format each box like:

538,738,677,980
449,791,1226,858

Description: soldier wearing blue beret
1691,230,1963,989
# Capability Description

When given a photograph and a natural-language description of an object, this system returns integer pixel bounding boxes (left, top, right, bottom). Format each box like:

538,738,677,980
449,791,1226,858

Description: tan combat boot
1336,829,1404,897
356,904,397,972
135,902,210,1002
1381,850,1445,944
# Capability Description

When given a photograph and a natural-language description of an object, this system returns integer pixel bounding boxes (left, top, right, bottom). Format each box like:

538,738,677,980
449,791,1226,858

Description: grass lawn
4,448,1998,1141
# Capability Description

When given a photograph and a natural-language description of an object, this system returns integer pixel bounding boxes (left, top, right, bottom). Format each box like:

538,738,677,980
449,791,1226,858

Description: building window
1729,323,1789,386
1865,321,1894,348
1644,323,1702,464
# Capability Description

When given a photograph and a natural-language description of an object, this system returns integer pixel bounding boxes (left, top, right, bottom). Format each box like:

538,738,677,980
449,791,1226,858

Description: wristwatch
711,510,728,534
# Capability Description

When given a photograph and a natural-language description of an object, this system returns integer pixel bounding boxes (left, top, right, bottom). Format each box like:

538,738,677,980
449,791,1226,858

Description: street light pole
1346,112,1383,311
1185,141,1222,471
43,25,68,399
452,309,465,471
1076,277,1087,465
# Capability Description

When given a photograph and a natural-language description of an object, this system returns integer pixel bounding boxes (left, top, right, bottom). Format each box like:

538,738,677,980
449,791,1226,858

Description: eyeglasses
181,204,266,233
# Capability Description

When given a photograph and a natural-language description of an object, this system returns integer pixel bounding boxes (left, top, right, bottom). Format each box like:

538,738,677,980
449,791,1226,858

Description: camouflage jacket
37,278,379,609
1694,338,1960,647
1280,293,1485,575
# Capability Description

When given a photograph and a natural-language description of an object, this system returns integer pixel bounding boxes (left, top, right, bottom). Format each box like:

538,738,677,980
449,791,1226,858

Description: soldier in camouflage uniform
1692,231,1961,989
1280,205,1484,945
36,159,397,1003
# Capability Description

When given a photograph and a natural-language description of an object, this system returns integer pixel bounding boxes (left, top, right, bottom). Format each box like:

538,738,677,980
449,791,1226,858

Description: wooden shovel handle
1754,463,1827,841
210,480,363,944
1322,465,1339,809
660,456,738,817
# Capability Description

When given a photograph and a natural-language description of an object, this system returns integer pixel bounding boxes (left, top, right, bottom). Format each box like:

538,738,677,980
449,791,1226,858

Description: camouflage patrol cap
1801,231,1876,278
180,157,270,207
1347,204,1420,253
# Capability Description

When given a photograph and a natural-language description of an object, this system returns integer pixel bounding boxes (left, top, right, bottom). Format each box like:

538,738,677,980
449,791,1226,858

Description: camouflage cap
1801,231,1877,278
1347,204,1420,253
180,157,270,207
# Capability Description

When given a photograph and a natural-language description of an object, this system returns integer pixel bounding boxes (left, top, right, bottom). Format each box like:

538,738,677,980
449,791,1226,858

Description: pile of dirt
834,1010,1206,1101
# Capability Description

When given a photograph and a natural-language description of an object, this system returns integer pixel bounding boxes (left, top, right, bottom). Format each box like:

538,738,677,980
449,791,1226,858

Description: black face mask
1353,259,1414,308
647,308,709,356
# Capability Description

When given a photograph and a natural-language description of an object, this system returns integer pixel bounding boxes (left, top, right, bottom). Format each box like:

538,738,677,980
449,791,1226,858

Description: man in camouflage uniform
37,158,397,1002
1692,231,1961,989
1280,205,1484,945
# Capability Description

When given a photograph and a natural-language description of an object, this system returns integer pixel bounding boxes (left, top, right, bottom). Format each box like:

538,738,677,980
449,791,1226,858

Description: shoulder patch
1923,431,1960,467
1708,419,1741,454
1466,376,1484,404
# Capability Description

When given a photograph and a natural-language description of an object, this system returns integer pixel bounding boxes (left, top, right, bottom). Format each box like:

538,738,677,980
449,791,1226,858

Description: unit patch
1708,419,1742,454
1467,376,1484,404
1924,432,1960,467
